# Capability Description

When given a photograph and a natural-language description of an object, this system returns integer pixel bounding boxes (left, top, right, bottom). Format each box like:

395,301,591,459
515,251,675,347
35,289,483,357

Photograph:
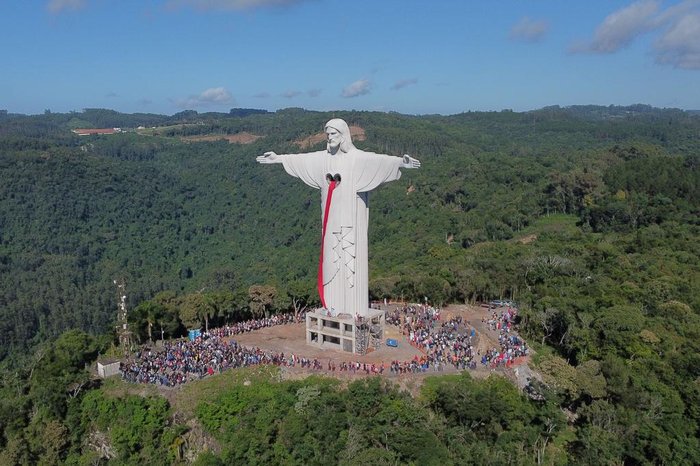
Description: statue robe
280,149,404,317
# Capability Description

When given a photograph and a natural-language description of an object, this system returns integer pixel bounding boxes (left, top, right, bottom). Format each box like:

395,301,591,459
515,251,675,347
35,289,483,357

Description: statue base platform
306,308,385,354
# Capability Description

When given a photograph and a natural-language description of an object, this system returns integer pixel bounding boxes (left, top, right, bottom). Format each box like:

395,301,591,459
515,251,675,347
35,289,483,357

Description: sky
1,0,699,116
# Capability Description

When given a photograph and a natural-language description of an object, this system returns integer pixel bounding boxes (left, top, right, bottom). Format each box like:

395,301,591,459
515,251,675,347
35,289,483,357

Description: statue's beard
327,141,341,154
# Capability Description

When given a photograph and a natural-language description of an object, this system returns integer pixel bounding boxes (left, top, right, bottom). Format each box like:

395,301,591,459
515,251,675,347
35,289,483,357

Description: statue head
324,119,355,153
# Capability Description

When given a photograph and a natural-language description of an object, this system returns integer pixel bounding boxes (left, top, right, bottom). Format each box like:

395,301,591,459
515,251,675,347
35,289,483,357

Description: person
257,118,420,317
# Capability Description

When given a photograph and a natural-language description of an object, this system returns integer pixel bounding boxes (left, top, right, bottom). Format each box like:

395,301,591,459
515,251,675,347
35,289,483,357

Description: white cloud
571,0,700,69
341,79,371,98
654,12,700,69
307,88,322,97
391,78,418,91
573,0,660,53
167,0,308,11
509,17,549,42
176,87,233,108
199,87,232,102
282,90,302,98
653,0,700,26
47,0,86,14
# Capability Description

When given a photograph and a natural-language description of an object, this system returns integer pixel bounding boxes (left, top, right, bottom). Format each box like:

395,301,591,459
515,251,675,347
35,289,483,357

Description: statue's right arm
256,151,285,164
401,154,421,169
259,150,322,188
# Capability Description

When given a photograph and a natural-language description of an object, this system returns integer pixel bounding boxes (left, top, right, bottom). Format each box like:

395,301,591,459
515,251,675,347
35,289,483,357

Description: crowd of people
390,305,478,372
386,304,440,328
120,303,527,386
206,312,303,338
332,361,385,374
480,306,528,368
120,335,330,387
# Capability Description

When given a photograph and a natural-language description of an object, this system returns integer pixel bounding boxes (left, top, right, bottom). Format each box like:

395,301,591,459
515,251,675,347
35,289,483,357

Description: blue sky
2,0,699,115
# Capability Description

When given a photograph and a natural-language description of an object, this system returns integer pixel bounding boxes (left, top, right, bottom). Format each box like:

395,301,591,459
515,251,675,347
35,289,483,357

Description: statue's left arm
355,153,421,192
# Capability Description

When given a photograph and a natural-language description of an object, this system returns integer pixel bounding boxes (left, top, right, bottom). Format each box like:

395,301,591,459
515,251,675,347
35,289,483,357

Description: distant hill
530,103,691,120
0,106,698,360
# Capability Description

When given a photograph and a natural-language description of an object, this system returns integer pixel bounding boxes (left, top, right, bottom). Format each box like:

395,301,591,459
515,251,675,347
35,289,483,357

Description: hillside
0,106,699,464
0,106,697,355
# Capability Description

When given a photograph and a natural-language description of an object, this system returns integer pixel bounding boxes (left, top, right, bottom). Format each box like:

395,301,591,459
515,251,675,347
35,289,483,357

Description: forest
0,105,698,464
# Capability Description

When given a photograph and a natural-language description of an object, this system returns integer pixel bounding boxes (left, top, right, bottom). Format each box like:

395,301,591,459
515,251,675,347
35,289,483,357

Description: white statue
257,119,420,317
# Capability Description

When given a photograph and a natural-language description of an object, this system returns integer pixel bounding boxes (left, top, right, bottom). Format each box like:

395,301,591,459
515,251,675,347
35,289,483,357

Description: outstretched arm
257,150,323,189
402,154,421,169
256,151,284,164
354,152,421,192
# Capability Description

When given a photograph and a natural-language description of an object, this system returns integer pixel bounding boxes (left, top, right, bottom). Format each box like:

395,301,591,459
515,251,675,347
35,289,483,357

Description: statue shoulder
353,149,398,161
289,149,327,158
352,149,380,158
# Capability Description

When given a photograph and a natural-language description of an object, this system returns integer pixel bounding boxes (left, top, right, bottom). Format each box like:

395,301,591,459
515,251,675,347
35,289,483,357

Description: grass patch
98,376,162,400
173,365,282,417
96,365,284,420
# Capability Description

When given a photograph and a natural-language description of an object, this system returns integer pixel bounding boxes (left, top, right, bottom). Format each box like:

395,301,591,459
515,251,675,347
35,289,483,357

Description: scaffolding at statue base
306,308,385,354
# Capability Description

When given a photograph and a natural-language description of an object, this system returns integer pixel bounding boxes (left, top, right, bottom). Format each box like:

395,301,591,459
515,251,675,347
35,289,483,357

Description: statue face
326,127,342,150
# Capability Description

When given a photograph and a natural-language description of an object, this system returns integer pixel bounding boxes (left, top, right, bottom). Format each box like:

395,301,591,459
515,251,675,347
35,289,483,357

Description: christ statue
257,118,420,318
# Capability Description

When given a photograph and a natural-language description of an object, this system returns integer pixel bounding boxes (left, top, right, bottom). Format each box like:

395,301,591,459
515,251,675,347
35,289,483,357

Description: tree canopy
0,105,698,464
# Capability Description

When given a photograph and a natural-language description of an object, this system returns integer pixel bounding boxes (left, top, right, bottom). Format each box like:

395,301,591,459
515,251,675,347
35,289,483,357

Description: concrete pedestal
306,308,385,354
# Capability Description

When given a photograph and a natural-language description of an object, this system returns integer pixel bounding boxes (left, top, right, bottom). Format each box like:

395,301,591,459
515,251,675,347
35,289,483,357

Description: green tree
178,293,208,330
28,330,100,418
248,285,278,319
285,279,316,320
131,300,166,343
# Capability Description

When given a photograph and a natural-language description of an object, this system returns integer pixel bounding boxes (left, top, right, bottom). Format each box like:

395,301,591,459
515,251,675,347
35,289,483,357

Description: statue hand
256,151,281,164
402,154,421,169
